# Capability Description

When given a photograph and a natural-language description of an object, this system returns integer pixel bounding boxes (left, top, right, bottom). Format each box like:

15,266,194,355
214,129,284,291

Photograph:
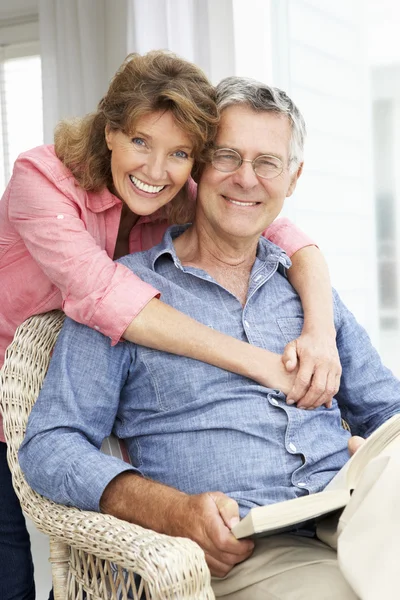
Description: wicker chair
0,310,214,600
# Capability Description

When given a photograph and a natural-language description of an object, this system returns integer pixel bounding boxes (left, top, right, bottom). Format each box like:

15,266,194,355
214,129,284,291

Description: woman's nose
142,153,166,181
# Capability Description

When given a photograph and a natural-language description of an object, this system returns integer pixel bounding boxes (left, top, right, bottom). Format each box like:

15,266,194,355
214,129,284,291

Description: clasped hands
279,325,341,410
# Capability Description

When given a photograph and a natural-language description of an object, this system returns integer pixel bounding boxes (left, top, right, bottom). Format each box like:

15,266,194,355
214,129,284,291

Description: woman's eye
131,137,146,147
173,150,189,159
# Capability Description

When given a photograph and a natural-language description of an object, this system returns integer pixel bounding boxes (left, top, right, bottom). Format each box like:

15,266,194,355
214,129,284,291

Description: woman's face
105,111,195,216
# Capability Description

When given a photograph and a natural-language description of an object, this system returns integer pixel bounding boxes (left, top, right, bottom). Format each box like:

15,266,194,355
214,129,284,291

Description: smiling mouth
129,174,166,194
224,196,259,207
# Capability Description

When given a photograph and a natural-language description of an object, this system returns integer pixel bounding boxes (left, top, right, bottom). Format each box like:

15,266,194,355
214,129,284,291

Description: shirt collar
85,187,121,213
148,225,292,271
85,187,165,226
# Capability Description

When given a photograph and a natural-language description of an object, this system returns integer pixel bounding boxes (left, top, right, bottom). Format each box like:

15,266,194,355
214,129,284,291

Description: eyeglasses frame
211,147,285,180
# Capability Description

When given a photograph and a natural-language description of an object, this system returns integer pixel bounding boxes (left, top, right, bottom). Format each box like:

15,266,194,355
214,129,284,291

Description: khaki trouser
212,534,356,599
212,449,400,600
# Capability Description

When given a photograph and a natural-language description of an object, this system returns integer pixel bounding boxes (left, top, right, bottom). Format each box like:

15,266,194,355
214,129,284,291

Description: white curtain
38,0,270,142
39,0,129,142
127,0,239,84
128,0,211,74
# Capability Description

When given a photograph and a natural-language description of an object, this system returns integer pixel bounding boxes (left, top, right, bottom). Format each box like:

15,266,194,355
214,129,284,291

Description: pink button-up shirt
0,145,315,441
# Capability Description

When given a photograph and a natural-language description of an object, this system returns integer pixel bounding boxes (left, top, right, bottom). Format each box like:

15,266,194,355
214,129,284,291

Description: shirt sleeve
19,317,139,511
333,291,400,437
6,152,159,344
262,218,317,257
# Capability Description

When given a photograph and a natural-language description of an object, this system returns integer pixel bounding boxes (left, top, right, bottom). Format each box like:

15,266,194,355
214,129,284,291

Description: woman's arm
285,246,341,408
264,218,341,408
5,149,294,395
7,153,333,403
123,298,296,394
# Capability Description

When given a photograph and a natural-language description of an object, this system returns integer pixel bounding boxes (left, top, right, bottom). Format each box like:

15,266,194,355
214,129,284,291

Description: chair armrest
0,310,214,598
22,491,213,598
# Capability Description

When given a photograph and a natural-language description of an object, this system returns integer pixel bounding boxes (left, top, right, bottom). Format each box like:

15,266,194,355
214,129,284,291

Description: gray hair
215,76,306,171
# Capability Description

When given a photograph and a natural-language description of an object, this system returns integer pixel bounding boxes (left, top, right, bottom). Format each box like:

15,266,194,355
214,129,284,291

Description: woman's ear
105,126,113,151
191,160,205,184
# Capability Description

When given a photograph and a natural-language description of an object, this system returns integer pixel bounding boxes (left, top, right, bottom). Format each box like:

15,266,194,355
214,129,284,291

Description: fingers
286,359,314,405
296,367,329,408
348,436,365,456
209,492,240,529
195,493,253,559
284,332,342,410
295,362,341,409
205,491,254,576
282,341,298,372
205,545,254,578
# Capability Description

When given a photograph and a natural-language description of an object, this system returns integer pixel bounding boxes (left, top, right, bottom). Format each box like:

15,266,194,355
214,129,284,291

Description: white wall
280,0,378,339
208,0,378,338
0,0,38,20
1,0,395,594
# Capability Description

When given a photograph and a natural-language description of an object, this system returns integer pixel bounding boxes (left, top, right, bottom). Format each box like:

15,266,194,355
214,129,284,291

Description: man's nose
231,160,258,188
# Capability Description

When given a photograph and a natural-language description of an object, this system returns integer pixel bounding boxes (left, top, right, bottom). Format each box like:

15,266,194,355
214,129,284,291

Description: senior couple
20,75,400,599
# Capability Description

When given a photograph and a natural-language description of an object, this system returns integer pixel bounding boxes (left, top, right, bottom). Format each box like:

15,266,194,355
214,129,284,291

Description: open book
232,414,400,539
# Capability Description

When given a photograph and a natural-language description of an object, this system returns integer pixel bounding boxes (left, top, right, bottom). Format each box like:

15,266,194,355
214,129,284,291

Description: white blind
0,42,43,193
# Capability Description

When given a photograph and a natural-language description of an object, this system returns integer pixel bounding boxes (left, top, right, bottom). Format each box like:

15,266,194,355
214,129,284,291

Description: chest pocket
276,316,304,345
138,347,232,412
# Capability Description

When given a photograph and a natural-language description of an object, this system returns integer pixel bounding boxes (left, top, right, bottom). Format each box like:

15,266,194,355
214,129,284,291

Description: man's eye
173,150,189,159
219,153,238,162
257,157,280,168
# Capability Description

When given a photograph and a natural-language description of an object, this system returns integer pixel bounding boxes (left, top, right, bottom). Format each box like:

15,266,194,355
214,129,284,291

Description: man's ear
286,162,303,197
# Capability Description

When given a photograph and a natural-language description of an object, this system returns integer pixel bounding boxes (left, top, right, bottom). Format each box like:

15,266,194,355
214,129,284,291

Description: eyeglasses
211,148,284,179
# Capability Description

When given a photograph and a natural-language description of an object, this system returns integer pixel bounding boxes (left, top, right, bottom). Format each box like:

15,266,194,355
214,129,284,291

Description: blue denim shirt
20,226,400,517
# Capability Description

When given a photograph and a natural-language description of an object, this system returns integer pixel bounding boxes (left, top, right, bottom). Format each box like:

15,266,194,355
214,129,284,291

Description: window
0,41,43,193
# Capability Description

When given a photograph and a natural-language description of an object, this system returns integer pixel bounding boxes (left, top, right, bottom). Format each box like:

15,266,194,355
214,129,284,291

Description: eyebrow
133,130,193,151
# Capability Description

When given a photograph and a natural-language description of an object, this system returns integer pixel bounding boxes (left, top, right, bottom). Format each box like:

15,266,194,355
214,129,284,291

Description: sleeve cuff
65,453,140,512
88,264,160,345
263,217,317,258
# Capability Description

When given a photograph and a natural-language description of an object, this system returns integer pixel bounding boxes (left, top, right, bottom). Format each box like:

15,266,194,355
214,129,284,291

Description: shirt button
289,442,297,452
244,320,250,327
297,482,306,487
271,398,279,406
94,325,100,331
56,214,64,219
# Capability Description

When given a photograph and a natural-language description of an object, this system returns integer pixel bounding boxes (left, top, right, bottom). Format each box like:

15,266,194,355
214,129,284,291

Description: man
20,77,400,599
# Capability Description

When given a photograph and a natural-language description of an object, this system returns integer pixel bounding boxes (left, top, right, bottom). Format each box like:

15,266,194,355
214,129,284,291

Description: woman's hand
282,327,341,409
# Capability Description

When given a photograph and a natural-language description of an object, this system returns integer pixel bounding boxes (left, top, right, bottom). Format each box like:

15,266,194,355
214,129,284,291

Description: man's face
196,105,302,242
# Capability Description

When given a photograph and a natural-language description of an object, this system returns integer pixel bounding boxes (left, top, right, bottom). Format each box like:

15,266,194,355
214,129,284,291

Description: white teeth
130,174,165,194
227,198,257,207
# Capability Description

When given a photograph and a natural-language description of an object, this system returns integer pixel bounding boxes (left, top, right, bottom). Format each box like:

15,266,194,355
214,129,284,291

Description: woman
0,50,338,599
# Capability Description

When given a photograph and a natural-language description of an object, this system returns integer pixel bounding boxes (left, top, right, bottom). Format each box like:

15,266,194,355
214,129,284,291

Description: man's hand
282,329,341,409
168,492,254,577
348,436,365,456
100,473,253,578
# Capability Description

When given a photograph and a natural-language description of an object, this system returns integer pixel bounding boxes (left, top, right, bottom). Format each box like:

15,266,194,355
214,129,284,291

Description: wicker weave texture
0,311,214,599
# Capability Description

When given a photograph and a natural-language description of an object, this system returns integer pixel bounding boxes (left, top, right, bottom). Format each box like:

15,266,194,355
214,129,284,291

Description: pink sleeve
7,154,159,345
262,218,317,257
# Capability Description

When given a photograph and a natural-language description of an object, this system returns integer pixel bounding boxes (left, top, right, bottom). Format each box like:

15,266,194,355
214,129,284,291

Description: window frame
0,16,41,192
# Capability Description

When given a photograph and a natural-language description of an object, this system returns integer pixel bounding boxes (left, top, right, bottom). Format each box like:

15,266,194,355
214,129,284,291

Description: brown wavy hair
54,50,219,223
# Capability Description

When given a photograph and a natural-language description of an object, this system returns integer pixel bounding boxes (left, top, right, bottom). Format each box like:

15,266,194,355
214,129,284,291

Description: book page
232,489,349,539
324,414,400,493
